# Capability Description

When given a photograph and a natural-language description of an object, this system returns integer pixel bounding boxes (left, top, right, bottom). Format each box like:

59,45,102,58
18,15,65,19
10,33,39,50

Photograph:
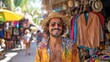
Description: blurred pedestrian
20,27,24,50
42,32,48,42
24,28,32,55
35,12,80,62
36,30,42,45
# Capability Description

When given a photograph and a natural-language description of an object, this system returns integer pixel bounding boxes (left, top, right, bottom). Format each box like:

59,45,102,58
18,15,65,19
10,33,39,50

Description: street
0,41,37,62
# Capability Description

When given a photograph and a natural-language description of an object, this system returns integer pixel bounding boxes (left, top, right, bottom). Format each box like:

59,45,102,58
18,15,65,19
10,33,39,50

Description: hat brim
41,14,69,29
25,29,30,33
92,0,103,12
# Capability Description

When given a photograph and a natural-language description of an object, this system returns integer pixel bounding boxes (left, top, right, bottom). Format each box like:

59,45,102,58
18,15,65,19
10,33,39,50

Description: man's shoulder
37,41,47,49
62,37,74,48
62,37,73,43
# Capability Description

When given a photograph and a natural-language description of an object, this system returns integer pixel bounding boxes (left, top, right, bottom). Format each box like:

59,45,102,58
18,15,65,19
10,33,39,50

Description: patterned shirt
35,37,80,62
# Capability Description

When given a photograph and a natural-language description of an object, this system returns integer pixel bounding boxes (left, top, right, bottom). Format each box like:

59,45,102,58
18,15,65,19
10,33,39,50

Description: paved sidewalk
0,41,37,62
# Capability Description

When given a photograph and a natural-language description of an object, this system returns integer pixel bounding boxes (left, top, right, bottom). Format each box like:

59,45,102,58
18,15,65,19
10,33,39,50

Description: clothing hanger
84,10,89,25
84,10,89,16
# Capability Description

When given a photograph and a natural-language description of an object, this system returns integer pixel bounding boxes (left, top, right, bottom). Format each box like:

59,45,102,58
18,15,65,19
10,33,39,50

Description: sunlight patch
0,52,17,62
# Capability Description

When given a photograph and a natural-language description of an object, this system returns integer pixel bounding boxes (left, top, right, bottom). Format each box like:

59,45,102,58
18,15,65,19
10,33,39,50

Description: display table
78,44,110,62
84,54,110,62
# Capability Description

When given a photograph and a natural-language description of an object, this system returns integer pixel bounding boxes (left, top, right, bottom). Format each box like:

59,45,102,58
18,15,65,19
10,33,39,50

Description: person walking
36,30,42,45
35,12,80,62
24,28,32,55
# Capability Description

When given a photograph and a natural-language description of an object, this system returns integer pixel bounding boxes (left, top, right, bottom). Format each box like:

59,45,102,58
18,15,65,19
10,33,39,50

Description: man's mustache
51,28,61,31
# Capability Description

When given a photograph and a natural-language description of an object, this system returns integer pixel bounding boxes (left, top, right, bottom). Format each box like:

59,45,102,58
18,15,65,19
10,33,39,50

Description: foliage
14,0,23,7
2,0,42,25
2,0,11,10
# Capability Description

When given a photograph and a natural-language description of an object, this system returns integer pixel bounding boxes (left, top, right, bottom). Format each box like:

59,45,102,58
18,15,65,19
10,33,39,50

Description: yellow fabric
35,48,80,62
35,38,80,62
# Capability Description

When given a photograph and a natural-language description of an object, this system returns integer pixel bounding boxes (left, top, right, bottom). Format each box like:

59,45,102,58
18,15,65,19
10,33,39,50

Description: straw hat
41,12,68,29
25,29,30,33
68,0,74,7
92,0,103,12
62,3,67,10
74,1,79,8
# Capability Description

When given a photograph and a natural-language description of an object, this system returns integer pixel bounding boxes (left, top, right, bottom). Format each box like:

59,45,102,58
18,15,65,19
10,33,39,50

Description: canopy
0,9,23,22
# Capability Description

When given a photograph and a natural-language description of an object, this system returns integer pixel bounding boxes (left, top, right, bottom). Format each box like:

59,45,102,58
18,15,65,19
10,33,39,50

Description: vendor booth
41,0,110,61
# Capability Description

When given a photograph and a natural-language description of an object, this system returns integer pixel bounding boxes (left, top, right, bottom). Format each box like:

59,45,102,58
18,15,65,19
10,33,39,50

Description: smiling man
35,12,80,62
49,17,62,37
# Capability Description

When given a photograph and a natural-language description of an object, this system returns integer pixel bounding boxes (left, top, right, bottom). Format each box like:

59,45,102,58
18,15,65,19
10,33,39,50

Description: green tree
2,0,42,25
2,0,11,10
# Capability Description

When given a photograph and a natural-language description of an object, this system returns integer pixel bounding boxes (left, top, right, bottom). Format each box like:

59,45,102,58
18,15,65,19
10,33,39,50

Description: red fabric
13,21,19,27
91,11,105,28
71,15,76,41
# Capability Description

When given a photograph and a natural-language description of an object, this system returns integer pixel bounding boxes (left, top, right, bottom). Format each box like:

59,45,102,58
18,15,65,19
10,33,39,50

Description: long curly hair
42,18,68,36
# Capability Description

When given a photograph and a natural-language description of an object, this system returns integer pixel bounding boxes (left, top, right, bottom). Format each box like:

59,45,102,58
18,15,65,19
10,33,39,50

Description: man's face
49,18,62,37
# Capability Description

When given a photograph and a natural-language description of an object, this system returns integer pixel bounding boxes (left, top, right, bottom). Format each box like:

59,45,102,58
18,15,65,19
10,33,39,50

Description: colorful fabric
35,37,80,62
36,34,42,42
0,29,4,38
70,15,76,41
74,15,79,43
13,21,19,27
70,14,79,43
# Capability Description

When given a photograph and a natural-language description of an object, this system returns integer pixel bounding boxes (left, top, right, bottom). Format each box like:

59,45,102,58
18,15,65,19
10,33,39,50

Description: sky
30,0,42,8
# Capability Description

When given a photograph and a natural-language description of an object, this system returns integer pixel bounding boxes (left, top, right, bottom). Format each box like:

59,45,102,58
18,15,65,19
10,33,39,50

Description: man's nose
54,23,59,28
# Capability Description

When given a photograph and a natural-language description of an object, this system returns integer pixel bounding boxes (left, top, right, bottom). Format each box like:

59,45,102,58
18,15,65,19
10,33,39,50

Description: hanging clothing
70,15,76,41
91,11,104,42
70,14,79,43
91,11,105,29
77,12,101,48
74,15,79,43
7,30,12,40
0,29,4,38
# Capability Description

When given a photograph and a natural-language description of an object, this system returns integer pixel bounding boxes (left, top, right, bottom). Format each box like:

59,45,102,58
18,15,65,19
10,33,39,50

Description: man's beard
53,32,59,37
51,28,61,37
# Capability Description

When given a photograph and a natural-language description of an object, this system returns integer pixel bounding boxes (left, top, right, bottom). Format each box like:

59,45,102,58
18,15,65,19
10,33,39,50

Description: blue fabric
0,29,4,38
36,34,42,42
74,15,79,43
84,12,89,25
78,46,90,50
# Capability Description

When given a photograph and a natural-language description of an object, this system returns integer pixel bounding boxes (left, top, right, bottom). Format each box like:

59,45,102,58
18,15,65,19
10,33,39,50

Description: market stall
0,9,23,50
41,0,110,62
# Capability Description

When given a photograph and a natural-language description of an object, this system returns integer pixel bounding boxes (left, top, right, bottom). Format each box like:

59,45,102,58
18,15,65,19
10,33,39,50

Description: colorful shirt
35,37,80,62
36,34,42,42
